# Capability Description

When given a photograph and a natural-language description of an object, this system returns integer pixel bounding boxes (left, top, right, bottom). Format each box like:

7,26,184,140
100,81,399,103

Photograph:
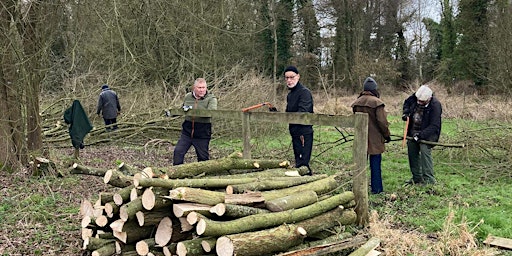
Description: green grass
223,115,512,244
2,114,511,255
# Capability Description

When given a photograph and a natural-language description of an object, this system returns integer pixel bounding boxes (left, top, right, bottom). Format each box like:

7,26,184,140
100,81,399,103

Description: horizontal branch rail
168,109,355,127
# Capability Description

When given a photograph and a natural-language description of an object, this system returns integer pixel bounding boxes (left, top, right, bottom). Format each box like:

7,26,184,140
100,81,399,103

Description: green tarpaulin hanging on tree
64,100,93,150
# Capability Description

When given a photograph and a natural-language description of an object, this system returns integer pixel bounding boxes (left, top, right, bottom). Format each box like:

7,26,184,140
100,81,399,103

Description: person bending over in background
402,85,442,185
351,77,391,194
96,84,121,131
173,78,218,165
284,65,314,175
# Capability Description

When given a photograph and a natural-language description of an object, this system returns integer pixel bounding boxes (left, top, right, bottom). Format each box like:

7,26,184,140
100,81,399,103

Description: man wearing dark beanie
351,77,391,194
284,65,314,174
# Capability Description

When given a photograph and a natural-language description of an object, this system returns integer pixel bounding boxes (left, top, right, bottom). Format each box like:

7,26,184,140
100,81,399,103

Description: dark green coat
64,100,93,149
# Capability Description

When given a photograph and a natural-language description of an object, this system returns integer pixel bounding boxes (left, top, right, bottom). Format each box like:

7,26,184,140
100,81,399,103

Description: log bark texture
265,190,318,212
216,224,306,256
197,191,354,237
159,153,290,178
227,175,327,193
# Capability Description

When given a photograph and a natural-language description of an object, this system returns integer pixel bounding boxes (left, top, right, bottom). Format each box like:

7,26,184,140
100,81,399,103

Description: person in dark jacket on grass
96,84,121,131
402,85,442,185
351,77,391,194
173,78,218,165
284,66,314,174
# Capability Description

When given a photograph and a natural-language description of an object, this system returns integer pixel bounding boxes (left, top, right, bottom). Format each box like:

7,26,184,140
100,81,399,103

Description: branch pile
75,152,360,256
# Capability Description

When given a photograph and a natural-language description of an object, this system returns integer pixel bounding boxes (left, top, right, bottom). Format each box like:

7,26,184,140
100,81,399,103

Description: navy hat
284,66,299,74
363,77,377,91
101,84,109,90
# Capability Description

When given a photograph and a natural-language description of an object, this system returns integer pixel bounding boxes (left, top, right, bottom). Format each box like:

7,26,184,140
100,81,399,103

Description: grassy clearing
209,112,512,255
2,80,512,255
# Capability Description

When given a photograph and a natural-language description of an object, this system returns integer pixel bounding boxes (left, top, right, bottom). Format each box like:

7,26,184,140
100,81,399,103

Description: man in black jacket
402,85,442,184
284,66,314,174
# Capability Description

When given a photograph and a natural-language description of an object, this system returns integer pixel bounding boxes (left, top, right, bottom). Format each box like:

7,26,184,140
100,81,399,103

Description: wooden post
352,112,369,226
242,112,251,159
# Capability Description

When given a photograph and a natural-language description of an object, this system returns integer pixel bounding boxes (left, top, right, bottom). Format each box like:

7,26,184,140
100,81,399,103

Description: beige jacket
351,92,391,155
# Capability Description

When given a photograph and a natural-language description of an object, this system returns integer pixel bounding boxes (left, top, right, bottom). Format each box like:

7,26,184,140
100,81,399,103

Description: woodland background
1,0,511,174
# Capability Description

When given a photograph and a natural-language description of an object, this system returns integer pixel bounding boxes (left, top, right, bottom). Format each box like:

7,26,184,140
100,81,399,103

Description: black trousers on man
291,133,313,169
173,134,210,165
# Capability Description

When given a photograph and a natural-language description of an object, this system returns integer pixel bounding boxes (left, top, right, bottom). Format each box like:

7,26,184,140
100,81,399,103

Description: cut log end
136,211,145,226
130,187,139,201
95,215,108,227
216,236,234,256
142,187,156,210
297,226,307,236
210,203,226,216
113,194,123,206
103,169,113,184
186,211,200,225
201,240,213,253
119,207,128,222
155,217,173,247
80,199,94,217
196,218,206,235
81,216,91,228
136,240,150,256
176,242,187,256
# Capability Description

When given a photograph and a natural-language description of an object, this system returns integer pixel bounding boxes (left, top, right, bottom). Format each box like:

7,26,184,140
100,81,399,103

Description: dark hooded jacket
403,93,442,142
286,82,314,136
64,100,93,149
96,88,121,119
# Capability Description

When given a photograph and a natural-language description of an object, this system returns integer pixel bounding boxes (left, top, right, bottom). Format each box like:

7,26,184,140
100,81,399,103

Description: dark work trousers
291,133,313,168
407,140,436,184
369,154,383,194
173,134,210,165
103,118,118,131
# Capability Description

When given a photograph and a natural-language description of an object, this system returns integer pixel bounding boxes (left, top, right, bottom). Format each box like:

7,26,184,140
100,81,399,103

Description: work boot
306,166,313,176
404,179,423,185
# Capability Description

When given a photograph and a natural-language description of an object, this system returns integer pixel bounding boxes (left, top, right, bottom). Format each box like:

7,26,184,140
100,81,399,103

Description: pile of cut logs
76,152,361,256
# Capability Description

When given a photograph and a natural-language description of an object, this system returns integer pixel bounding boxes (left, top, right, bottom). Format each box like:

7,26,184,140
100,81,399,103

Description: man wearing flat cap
402,85,442,185
284,65,314,175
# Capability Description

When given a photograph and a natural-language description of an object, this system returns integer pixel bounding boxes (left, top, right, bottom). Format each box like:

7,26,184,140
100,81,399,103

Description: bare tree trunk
18,1,43,155
0,1,27,169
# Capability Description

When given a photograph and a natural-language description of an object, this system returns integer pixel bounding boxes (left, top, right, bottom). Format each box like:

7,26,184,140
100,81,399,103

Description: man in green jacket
173,78,218,165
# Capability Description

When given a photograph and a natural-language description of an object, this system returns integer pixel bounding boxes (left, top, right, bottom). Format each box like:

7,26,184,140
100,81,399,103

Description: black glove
402,114,408,121
384,136,391,143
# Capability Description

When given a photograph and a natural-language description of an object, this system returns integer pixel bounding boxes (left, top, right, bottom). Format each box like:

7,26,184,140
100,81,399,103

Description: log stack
76,152,360,256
